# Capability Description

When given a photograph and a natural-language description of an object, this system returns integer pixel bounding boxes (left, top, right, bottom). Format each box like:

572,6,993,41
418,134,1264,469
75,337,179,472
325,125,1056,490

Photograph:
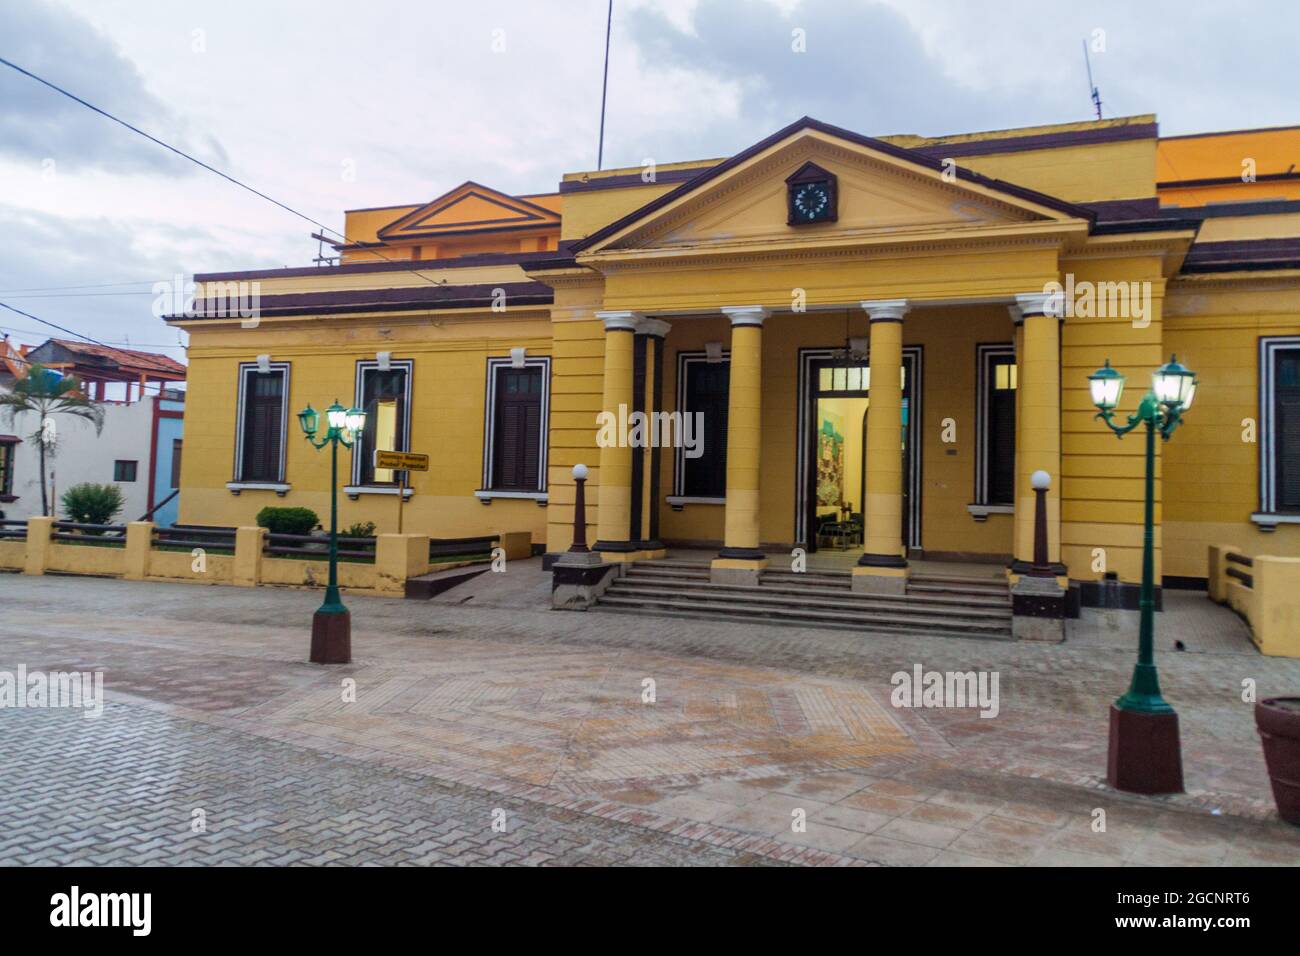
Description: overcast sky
1,0,1296,364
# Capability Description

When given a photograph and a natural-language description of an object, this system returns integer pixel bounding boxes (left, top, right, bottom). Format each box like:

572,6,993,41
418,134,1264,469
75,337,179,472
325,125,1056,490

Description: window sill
0,494,17,504
344,486,414,500
475,489,548,506
967,503,1014,522
227,481,290,496
666,496,725,510
1251,512,1300,531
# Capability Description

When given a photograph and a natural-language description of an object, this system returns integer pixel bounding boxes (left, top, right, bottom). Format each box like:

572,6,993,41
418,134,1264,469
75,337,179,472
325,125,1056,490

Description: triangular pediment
379,181,560,240
576,118,1088,256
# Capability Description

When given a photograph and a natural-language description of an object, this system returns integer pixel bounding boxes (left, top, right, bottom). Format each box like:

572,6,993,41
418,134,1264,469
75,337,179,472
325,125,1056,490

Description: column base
633,540,668,560
1107,703,1184,795
851,561,909,595
711,554,768,586
310,608,352,664
594,541,641,563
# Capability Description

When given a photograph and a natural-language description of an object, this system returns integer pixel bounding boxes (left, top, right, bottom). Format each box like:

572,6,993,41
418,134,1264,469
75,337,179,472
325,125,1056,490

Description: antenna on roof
1082,39,1103,120
597,0,614,170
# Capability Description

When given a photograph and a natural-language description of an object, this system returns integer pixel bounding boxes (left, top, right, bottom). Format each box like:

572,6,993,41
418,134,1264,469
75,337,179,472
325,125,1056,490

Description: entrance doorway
796,348,922,553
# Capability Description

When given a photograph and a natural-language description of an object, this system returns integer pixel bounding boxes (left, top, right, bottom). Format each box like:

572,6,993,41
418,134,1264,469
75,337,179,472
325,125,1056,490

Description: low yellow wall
46,542,126,577
7,520,456,598
0,540,23,570
1208,544,1300,658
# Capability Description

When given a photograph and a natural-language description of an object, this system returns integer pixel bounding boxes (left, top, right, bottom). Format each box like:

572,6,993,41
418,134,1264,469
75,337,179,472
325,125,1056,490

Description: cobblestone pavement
2,571,1299,866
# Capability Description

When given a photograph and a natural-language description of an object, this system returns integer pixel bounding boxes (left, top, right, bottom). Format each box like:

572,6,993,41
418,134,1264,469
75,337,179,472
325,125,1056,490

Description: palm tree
0,363,104,516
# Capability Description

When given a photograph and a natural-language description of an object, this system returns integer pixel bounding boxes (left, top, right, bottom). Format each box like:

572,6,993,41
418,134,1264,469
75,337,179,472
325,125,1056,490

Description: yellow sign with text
374,450,429,472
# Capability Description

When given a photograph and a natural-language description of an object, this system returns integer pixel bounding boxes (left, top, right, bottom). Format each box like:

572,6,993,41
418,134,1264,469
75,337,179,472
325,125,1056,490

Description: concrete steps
595,560,1012,638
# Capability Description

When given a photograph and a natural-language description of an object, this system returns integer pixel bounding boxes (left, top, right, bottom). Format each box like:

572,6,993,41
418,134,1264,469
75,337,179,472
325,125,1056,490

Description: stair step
906,582,1009,599
604,583,1011,620
614,576,1009,610
595,595,1011,637
908,573,1008,589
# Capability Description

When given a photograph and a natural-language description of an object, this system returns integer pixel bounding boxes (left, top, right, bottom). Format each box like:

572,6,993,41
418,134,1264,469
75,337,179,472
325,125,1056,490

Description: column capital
721,305,770,327
1014,292,1064,321
596,310,642,332
860,299,910,322
637,318,672,338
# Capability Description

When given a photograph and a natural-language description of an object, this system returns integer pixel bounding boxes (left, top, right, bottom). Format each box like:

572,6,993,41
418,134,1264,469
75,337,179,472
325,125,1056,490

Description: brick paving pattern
2,568,1299,866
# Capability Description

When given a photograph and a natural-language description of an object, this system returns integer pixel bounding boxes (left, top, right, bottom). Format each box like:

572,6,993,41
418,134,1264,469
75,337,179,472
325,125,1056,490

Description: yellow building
168,114,1300,615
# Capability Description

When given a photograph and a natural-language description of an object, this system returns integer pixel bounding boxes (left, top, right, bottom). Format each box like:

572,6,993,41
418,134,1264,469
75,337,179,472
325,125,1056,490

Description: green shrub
61,483,125,530
255,506,319,535
345,521,376,538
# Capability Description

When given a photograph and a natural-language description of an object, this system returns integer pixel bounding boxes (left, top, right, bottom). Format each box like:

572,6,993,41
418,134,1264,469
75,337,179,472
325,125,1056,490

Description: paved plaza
2,562,1299,866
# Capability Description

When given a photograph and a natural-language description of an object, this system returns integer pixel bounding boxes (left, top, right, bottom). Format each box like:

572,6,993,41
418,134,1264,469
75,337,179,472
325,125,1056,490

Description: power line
0,291,155,299
0,279,159,294
0,55,447,289
0,301,110,347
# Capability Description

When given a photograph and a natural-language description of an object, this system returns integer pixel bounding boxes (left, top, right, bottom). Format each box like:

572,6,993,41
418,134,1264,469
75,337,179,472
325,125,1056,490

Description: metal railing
428,534,497,561
51,521,126,545
0,518,26,541
263,532,377,562
1225,550,1254,588
152,525,236,553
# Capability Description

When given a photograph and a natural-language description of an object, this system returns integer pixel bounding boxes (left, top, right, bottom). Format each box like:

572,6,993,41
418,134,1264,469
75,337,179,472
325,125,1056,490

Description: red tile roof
45,339,186,377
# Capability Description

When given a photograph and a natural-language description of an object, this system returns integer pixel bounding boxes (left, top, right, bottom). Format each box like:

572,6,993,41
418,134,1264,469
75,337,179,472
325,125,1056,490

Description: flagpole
597,0,613,170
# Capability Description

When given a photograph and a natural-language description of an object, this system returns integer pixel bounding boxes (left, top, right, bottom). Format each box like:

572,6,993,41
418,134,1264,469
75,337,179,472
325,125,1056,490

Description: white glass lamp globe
1031,470,1051,491
572,463,589,480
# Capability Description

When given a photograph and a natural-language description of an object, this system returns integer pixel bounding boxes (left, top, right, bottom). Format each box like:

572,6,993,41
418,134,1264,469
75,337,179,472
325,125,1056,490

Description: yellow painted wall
957,140,1157,202
1163,277,1300,578
1058,254,1168,583
905,305,1017,558
178,311,553,545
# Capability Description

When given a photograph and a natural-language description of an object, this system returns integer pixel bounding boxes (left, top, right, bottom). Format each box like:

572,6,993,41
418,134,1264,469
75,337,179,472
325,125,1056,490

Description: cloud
0,0,227,175
615,0,1063,164
0,203,260,361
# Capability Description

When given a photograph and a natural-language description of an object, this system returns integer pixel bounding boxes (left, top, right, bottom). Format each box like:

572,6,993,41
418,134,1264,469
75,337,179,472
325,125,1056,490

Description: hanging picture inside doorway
817,410,845,506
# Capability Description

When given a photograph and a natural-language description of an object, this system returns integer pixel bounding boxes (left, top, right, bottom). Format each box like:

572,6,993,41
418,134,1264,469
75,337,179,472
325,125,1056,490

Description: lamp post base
1107,703,1183,794
310,607,352,664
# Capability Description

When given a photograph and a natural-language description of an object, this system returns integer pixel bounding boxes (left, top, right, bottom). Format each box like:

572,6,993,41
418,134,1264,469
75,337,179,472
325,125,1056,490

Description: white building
0,338,185,526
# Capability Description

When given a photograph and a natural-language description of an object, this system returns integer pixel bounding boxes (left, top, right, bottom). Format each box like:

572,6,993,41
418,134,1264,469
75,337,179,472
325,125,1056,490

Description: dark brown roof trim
521,255,581,272
194,250,562,283
909,122,1159,160
1183,238,1300,273
177,281,552,319
1157,199,1300,220
1160,124,1300,142
568,117,1094,254
1158,171,1300,189
1081,198,1162,221
559,166,717,194
1091,218,1201,236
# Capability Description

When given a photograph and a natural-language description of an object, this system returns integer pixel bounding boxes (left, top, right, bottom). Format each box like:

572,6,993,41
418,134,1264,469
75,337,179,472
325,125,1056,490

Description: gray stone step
613,576,1009,612
595,594,1012,638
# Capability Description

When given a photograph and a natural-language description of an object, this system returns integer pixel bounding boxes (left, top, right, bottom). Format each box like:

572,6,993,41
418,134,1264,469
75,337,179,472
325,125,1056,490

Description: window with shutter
237,365,287,482
489,363,546,491
681,359,730,498
1275,349,1300,511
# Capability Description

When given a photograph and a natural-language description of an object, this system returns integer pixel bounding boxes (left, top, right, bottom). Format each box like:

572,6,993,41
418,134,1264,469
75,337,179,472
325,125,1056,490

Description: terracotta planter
1256,697,1300,825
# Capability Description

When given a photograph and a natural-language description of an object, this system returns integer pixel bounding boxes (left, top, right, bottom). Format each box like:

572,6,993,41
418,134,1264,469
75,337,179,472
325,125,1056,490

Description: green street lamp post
1089,355,1198,794
298,399,367,664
